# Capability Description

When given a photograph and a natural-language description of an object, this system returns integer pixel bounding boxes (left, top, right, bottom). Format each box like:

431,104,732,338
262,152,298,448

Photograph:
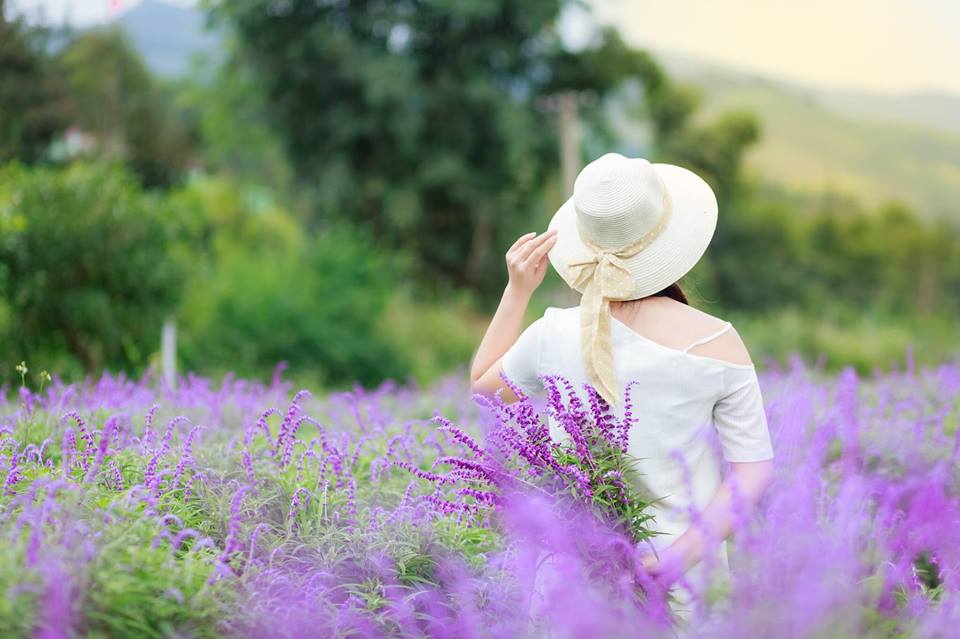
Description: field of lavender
2,359,959,639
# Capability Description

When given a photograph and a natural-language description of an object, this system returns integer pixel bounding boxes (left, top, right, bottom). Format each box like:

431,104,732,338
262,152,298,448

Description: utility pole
558,91,581,197
162,318,176,389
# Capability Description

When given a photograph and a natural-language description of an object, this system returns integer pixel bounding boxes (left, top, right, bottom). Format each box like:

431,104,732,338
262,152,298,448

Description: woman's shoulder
541,299,754,367
634,298,754,367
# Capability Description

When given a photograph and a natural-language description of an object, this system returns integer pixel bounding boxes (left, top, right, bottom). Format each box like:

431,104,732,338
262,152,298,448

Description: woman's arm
470,229,557,397
640,459,774,581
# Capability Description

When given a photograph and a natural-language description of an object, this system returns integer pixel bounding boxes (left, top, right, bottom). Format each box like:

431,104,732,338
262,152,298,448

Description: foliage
178,52,295,198
699,189,960,317
2,1,959,387
0,5,70,163
376,288,486,386
173,179,411,387
213,1,686,300
544,27,666,98
57,29,200,189
0,162,186,381
730,308,960,374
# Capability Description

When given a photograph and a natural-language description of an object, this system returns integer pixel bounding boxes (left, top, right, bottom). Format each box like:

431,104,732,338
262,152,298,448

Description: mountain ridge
651,49,960,217
656,47,960,139
116,0,222,76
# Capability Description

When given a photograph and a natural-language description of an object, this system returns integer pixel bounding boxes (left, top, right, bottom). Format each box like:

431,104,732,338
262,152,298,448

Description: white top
501,306,775,567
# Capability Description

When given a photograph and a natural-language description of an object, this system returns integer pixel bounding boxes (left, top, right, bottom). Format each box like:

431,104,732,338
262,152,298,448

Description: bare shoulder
691,323,753,366
633,297,753,366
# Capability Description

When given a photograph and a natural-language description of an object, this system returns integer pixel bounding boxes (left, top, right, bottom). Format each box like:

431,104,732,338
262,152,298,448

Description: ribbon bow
566,191,673,407
567,245,642,407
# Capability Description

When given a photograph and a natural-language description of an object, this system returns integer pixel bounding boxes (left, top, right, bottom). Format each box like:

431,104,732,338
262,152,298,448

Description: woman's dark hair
649,282,688,305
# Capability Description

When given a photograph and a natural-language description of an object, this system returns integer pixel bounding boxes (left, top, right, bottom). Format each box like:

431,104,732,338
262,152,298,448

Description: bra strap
683,322,733,354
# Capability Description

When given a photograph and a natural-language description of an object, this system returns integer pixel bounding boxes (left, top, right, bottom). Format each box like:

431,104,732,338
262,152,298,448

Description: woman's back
501,296,774,556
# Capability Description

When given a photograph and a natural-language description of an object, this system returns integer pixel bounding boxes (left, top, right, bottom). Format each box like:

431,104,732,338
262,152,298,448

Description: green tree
543,27,667,97
661,110,760,211
58,29,199,188
180,56,295,197
212,4,741,303
213,0,573,299
0,162,185,376
0,1,69,163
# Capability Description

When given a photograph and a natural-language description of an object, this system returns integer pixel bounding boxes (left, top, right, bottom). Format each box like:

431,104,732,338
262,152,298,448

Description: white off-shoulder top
501,305,775,570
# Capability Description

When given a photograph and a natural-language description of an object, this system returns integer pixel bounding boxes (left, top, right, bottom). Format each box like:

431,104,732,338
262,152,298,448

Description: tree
213,3,726,302
213,0,571,299
660,109,759,211
58,29,199,188
0,1,70,163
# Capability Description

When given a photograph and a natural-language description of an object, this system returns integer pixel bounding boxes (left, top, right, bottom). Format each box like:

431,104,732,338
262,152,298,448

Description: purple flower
288,487,312,525
221,485,253,562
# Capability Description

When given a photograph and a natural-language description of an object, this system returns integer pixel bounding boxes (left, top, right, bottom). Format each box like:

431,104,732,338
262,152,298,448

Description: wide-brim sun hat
547,153,718,300
545,152,718,407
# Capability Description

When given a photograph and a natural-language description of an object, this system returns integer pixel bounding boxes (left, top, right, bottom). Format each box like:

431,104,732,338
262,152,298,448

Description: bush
178,218,411,388
377,289,486,386
730,307,960,373
0,162,185,381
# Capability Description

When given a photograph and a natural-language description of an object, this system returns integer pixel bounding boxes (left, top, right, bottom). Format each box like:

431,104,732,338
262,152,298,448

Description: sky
10,0,191,25
570,0,960,94
10,0,960,95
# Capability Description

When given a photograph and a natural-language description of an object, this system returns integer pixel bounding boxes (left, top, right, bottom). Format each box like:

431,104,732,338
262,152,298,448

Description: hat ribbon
566,189,673,407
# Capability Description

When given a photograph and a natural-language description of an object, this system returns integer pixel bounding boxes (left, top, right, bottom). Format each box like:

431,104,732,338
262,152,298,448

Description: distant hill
815,90,960,138
115,0,221,77
658,51,960,138
651,51,960,218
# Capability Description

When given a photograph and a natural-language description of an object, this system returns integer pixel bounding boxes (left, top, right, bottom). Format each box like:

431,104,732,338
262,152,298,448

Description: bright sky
11,0,960,95
9,0,192,25
574,0,960,94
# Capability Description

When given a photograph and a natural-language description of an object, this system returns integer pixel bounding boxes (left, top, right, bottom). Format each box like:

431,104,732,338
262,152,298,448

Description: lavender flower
288,487,312,525
0,360,957,637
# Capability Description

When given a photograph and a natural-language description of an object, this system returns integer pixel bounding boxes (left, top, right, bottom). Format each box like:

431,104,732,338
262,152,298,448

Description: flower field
2,360,960,638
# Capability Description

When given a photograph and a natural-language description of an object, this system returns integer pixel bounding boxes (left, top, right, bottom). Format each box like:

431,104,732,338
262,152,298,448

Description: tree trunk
465,214,492,287
558,91,581,197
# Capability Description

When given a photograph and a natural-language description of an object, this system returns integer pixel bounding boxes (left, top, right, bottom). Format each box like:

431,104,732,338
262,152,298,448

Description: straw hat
546,153,718,406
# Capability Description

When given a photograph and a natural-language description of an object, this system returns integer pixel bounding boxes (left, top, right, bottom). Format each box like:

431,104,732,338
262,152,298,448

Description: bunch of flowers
403,373,659,544
396,372,677,631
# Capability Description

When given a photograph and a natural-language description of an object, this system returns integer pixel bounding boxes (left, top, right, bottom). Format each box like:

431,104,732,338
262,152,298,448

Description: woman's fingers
517,229,557,262
507,231,537,256
523,232,558,268
506,230,557,294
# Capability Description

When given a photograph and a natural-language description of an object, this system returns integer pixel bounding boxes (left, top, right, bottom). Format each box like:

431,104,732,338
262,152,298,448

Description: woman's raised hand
505,229,558,297
470,229,556,396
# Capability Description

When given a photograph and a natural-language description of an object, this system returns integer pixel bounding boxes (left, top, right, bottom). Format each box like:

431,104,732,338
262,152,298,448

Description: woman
469,153,775,625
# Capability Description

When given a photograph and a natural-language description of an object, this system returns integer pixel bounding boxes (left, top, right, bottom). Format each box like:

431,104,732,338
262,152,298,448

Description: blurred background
1,0,958,390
